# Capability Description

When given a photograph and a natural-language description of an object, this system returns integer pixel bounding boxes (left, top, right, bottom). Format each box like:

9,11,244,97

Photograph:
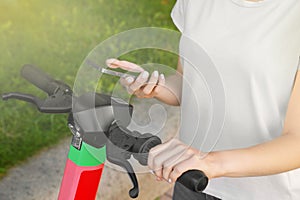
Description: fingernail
149,170,155,175
160,74,165,79
106,58,117,65
153,71,159,78
142,71,149,79
126,76,134,83
168,179,172,184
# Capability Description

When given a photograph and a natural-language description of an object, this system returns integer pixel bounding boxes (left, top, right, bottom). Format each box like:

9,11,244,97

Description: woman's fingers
128,71,149,94
147,138,207,184
134,73,165,98
148,139,188,180
106,58,144,72
120,71,162,97
161,146,192,182
106,59,166,98
150,145,183,179
142,71,159,95
119,76,134,87
154,145,192,182
154,74,165,94
147,139,175,170
168,154,201,183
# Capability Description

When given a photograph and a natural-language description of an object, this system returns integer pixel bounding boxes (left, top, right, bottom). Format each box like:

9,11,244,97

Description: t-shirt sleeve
171,0,186,32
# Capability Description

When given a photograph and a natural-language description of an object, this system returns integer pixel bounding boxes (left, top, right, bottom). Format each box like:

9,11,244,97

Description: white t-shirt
171,0,300,199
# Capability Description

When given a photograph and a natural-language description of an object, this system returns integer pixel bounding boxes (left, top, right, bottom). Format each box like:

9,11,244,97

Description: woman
106,0,300,199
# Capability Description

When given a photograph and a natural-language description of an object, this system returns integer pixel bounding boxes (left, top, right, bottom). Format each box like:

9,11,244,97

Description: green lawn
0,0,178,178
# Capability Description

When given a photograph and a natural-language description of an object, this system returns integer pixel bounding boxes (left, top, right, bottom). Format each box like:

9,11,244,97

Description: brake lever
2,92,43,106
105,122,163,198
1,65,73,114
1,91,72,113
106,123,140,198
106,140,139,198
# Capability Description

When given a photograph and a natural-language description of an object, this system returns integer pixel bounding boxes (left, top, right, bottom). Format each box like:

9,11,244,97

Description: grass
0,0,178,178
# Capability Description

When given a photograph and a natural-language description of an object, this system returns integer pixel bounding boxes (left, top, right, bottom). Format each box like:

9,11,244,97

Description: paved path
158,188,174,200
0,100,179,200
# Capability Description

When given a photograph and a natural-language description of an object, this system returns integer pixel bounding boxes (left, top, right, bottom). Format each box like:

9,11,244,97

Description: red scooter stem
58,142,106,200
58,159,104,200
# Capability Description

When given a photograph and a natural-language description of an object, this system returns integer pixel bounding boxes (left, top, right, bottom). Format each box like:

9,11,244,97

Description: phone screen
100,68,136,78
86,59,136,79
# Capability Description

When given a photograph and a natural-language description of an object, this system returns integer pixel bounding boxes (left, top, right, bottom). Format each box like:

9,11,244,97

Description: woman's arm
148,70,300,182
106,58,183,106
212,70,300,178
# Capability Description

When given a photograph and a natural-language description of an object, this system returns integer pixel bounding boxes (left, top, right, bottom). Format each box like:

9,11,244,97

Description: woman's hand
148,138,221,183
106,58,165,98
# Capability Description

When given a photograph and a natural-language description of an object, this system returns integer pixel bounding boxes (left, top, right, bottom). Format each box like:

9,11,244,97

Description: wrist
204,151,227,179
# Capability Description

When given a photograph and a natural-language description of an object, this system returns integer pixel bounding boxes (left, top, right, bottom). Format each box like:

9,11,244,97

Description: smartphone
86,59,136,79
100,68,136,79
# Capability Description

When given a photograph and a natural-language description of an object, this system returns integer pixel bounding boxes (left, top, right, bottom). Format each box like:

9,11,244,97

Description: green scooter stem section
68,142,106,166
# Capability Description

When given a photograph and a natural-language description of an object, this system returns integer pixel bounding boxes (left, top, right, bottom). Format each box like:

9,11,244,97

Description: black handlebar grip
135,137,209,193
177,169,209,192
21,64,58,95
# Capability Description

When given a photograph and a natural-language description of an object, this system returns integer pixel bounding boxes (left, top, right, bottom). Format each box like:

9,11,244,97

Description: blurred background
0,0,178,179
